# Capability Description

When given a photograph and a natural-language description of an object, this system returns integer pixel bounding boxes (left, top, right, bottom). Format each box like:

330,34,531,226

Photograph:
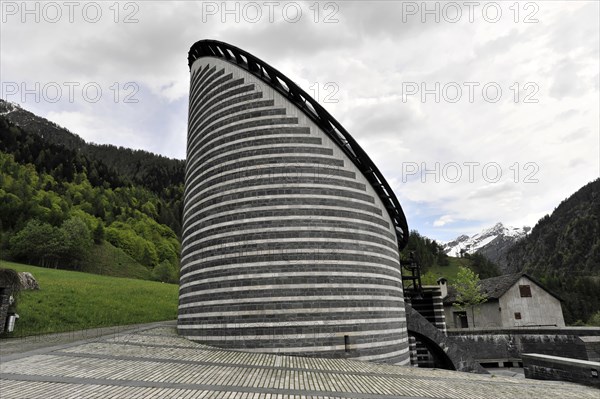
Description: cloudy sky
1,0,598,242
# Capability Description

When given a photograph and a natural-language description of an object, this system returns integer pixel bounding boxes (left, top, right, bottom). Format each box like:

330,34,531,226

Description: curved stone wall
179,54,409,365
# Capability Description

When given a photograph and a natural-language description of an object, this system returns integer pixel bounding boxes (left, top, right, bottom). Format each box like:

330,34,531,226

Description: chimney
437,277,448,299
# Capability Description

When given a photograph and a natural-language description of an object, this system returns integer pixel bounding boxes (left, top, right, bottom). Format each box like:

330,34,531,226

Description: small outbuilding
443,272,565,329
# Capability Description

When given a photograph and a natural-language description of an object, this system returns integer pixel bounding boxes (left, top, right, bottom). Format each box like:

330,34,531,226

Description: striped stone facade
410,286,447,334
408,286,447,367
179,52,409,365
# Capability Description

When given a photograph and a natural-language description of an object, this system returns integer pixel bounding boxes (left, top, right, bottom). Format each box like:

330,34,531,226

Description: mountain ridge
506,178,600,276
443,222,530,272
504,178,600,323
0,99,184,235
0,100,181,161
0,100,185,193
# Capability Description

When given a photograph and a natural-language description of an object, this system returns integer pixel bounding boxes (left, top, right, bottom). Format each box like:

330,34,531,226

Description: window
514,312,522,320
519,285,532,297
344,335,350,352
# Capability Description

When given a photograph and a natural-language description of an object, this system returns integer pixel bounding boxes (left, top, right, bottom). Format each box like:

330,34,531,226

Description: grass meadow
1,260,178,337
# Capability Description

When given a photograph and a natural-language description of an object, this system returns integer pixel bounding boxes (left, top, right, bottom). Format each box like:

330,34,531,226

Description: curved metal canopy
188,39,409,250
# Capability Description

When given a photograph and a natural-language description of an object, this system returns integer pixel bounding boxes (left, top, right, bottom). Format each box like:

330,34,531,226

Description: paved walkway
1,323,597,399
0,321,175,356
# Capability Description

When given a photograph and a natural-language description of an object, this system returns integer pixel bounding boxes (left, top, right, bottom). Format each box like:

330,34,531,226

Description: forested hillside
506,178,600,324
0,102,184,283
401,230,449,269
402,230,501,287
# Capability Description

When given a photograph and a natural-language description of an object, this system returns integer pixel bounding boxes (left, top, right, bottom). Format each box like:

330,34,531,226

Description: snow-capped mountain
443,223,531,271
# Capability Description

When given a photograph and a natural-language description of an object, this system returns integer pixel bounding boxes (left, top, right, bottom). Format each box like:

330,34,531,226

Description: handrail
188,39,409,250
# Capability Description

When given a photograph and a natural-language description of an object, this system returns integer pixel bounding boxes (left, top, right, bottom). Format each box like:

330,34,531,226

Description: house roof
443,272,562,305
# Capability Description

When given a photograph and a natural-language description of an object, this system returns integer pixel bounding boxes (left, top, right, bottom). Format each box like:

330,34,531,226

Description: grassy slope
424,257,472,283
81,241,152,280
1,260,178,337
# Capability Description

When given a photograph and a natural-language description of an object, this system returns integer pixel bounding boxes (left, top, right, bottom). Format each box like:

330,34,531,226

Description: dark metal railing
188,39,409,250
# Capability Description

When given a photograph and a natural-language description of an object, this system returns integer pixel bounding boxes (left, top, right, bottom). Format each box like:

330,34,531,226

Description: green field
0,260,178,337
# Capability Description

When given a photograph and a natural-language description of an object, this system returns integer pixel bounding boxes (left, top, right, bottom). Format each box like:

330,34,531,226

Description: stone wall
406,305,488,373
411,286,447,333
448,327,600,365
0,287,10,334
522,353,600,388
178,57,409,365
581,336,600,362
409,286,448,368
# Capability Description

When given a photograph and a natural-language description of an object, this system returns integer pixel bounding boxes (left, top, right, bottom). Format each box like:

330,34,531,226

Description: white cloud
433,215,454,227
1,0,598,242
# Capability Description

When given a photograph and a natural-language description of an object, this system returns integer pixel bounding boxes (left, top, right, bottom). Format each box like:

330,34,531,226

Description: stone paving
1,323,598,398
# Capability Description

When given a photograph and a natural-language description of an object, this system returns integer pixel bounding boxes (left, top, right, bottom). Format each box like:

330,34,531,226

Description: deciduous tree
452,266,487,328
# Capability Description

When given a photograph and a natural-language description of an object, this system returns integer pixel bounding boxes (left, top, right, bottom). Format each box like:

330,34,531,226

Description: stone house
443,273,565,329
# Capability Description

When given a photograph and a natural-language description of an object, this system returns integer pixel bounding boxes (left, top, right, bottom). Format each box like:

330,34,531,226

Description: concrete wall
522,353,600,388
178,57,409,365
499,276,565,327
